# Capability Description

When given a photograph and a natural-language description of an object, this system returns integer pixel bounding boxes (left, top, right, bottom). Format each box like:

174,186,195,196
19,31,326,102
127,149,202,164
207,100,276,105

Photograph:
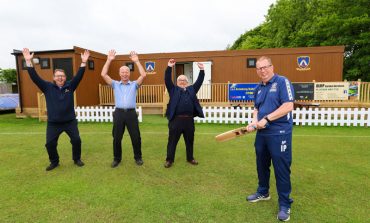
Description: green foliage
0,114,369,222
0,68,17,83
230,0,370,81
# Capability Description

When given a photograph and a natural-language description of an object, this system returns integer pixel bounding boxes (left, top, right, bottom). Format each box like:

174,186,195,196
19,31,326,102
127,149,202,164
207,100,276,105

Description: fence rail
194,106,370,127
99,84,165,105
360,81,370,102
75,106,142,122
99,82,370,106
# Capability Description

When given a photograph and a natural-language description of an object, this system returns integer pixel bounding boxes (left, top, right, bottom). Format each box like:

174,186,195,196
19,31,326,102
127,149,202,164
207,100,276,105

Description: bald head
120,66,130,72
119,65,131,83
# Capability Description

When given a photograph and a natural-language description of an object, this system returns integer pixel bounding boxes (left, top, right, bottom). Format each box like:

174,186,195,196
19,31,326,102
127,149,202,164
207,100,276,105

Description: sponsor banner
348,81,359,97
314,82,349,100
293,83,314,100
228,83,258,101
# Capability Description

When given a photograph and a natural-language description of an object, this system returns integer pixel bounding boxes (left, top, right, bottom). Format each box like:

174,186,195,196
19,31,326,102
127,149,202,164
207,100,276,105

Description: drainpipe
13,50,23,112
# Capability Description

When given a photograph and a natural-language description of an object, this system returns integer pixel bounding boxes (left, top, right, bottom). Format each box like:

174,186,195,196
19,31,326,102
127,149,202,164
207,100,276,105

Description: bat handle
245,125,256,132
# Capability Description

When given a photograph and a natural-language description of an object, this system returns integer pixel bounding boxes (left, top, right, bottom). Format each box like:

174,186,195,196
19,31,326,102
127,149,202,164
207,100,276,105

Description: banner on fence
314,82,349,100
293,83,314,100
348,81,359,98
228,83,257,101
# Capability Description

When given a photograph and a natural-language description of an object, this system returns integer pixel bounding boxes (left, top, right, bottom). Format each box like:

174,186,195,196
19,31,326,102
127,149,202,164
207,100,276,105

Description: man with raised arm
164,59,205,168
101,50,146,168
22,48,90,171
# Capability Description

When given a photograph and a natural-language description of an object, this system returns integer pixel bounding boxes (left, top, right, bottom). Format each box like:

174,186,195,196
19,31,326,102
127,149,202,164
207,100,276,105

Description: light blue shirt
111,80,139,109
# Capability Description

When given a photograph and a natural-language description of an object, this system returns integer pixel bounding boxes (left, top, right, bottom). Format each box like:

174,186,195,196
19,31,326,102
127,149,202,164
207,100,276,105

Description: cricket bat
215,127,249,142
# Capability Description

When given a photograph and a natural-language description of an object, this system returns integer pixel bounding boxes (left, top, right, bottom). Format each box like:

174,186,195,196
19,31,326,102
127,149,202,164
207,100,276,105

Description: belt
176,115,192,118
116,108,136,112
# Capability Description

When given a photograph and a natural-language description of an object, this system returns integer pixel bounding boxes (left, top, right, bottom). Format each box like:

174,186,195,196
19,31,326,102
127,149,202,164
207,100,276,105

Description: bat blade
215,127,248,142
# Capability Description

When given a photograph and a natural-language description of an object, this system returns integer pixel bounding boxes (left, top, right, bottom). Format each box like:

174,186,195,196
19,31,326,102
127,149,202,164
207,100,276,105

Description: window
126,62,134,71
246,58,257,68
88,60,94,70
21,59,27,70
40,58,50,69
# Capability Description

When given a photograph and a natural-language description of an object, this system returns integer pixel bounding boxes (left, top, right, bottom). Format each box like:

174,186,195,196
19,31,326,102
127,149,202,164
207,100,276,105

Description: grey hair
257,56,272,65
54,69,66,76
177,75,188,82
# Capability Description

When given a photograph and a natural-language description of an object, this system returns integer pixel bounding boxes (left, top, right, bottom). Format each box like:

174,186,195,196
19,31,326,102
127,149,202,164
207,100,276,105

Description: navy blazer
165,66,205,121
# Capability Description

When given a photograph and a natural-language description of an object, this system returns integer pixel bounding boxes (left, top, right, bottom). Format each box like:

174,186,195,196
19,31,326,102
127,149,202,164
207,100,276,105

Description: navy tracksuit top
26,67,85,123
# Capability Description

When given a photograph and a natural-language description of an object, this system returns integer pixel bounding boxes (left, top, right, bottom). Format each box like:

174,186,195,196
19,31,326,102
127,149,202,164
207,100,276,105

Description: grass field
0,113,369,222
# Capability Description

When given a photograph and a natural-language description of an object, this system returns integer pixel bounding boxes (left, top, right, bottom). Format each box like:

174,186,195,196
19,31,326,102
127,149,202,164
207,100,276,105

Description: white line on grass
0,132,369,138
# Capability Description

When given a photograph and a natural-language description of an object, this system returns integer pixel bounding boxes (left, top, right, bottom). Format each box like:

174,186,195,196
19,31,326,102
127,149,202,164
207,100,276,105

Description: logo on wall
145,61,156,74
229,84,237,90
296,56,311,71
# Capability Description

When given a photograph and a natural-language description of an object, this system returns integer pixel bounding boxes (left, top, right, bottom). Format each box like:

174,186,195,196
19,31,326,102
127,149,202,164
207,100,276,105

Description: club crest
270,82,277,92
145,61,156,74
296,56,311,71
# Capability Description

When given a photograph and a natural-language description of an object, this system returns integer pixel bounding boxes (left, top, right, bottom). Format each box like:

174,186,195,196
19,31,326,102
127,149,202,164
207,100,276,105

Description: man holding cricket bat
246,56,295,222
163,59,205,168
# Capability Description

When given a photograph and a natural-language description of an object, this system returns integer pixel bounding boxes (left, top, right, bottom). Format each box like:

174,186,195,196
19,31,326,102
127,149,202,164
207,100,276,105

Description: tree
0,68,17,84
230,0,370,81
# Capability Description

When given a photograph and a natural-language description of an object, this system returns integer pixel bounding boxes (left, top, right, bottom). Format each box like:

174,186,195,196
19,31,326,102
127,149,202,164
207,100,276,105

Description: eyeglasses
177,79,188,82
54,75,66,78
256,64,272,71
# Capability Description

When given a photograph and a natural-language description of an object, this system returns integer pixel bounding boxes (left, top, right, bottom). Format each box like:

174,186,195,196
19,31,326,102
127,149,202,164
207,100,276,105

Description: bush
0,68,17,84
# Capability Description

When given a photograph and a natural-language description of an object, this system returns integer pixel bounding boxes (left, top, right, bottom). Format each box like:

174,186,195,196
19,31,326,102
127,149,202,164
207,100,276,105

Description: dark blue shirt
175,88,194,116
254,74,294,135
26,67,85,123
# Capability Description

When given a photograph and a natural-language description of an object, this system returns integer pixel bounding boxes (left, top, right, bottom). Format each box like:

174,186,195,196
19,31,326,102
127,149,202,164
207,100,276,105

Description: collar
52,82,67,89
119,80,132,85
261,74,277,85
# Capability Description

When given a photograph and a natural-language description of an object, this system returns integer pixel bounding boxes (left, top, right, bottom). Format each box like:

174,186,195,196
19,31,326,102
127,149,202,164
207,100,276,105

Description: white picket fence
74,106,369,127
194,106,370,127
75,106,142,122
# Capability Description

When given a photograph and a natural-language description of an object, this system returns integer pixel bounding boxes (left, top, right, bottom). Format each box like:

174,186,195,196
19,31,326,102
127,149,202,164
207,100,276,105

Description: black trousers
166,116,195,162
112,108,142,161
45,119,81,164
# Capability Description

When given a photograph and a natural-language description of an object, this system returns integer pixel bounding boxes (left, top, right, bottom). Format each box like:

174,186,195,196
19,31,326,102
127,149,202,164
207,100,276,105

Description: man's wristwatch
264,115,272,123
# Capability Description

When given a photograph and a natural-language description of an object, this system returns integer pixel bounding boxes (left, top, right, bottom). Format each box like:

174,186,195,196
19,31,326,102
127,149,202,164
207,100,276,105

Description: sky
0,0,276,69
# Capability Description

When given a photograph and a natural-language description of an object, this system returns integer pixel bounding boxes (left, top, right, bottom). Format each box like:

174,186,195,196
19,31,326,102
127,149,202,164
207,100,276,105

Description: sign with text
228,83,258,101
293,83,314,100
314,82,349,100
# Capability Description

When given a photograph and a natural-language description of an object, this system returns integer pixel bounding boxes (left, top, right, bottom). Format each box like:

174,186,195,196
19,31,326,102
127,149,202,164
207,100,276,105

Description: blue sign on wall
228,83,258,101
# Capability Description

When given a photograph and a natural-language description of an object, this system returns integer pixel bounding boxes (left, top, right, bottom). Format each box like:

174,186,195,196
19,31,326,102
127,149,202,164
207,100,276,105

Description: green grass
0,113,369,222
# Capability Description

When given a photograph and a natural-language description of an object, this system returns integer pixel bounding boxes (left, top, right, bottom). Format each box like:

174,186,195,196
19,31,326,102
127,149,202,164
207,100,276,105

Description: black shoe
74,160,85,167
111,160,120,168
46,163,59,171
164,161,173,168
135,159,144,166
187,159,199,165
